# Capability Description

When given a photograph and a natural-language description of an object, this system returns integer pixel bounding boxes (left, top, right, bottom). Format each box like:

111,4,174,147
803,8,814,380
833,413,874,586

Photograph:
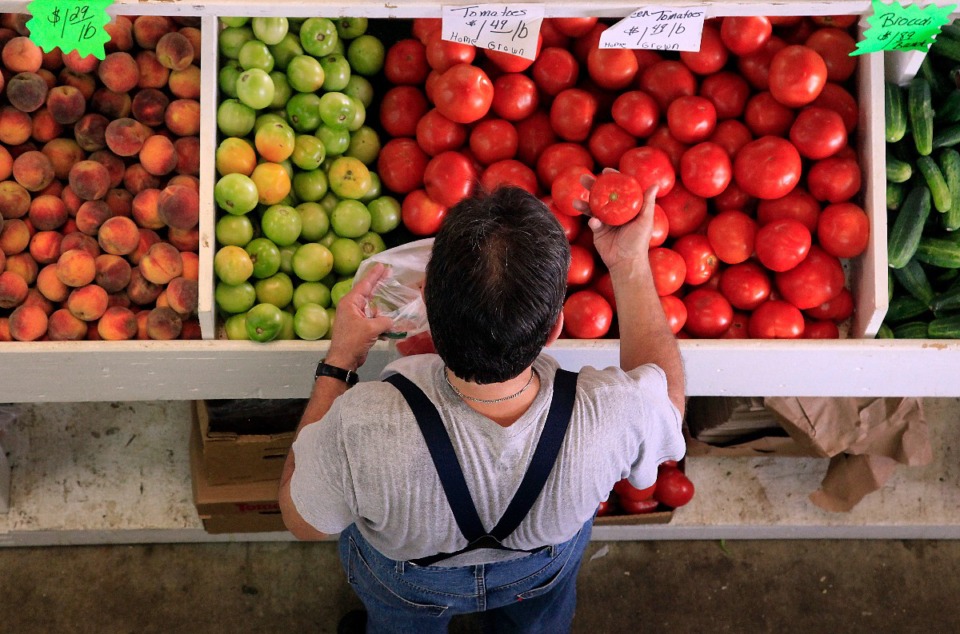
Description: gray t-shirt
290,353,684,564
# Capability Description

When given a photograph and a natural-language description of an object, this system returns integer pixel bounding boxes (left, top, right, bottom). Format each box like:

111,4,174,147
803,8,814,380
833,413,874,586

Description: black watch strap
315,359,359,386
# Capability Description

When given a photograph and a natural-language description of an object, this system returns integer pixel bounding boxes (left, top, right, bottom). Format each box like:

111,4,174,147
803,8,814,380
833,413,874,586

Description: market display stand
1,0,959,544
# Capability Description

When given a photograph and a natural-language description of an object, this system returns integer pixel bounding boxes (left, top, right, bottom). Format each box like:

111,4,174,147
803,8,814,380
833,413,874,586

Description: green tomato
325,307,337,335
217,98,256,137
277,310,296,340
318,230,338,249
315,124,351,156
346,34,385,76
293,169,329,203
238,39,275,72
269,32,305,70
255,272,295,308
320,54,351,92
318,92,357,131
245,237,282,279
214,245,255,285
218,25,254,59
286,54,326,93
291,134,326,171
260,204,302,246
292,242,335,282
279,243,299,274
299,17,339,57
254,112,286,133
285,92,323,133
357,231,387,260
293,281,331,309
330,199,371,238
221,17,249,27
235,68,275,110
346,125,380,165
359,172,381,203
329,237,363,276
223,313,249,340
330,277,354,307
268,71,293,110
335,17,368,39
215,173,260,215
293,303,331,340
327,156,372,200
342,75,374,108
215,280,257,314
218,61,243,98
346,96,366,132
215,214,254,247
252,17,289,46
245,302,284,342
296,202,330,241
367,196,401,234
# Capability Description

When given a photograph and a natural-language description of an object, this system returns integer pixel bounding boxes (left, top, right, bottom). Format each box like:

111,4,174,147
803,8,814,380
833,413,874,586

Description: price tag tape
26,0,114,60
599,6,706,51
441,4,545,61
853,0,956,55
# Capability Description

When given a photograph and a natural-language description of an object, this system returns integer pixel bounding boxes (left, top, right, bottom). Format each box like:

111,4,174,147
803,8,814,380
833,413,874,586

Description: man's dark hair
425,186,570,384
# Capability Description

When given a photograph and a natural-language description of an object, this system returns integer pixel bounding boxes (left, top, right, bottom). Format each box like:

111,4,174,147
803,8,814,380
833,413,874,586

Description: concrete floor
0,538,957,633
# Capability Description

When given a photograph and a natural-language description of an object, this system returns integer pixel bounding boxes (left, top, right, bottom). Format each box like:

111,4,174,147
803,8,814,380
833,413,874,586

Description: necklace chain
444,368,536,404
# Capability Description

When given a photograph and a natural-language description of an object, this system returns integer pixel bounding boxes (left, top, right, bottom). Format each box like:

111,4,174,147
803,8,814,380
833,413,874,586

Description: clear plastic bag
355,238,434,339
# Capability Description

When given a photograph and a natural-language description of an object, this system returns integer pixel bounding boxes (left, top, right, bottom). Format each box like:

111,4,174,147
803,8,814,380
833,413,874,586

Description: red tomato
537,143,594,189
485,34,541,73
708,119,753,157
646,126,690,171
658,182,707,238
699,71,750,120
817,202,870,259
769,45,828,107
654,465,695,507
432,64,494,124
805,27,857,82
707,210,757,265
611,90,660,138
755,218,812,272
515,110,558,167
619,146,676,198
683,287,733,338
649,248,686,297
721,312,751,339
810,82,859,133
744,92,796,138
545,197,582,243
737,36,787,91
614,478,656,502
805,287,854,321
572,24,608,64
402,189,447,236
540,19,572,48
811,15,859,29
680,142,731,199
552,17,599,37
469,119,518,165
480,159,538,195
733,136,802,200
491,73,539,122
423,151,477,208
424,69,443,103
424,31,476,72
591,272,616,312
415,108,468,157
804,319,840,339
638,60,697,110
587,47,639,91
588,122,636,169
550,88,598,142
596,496,613,517
673,233,720,286
378,86,428,138
619,497,661,515
756,187,820,232
563,290,613,339
384,39,429,86
551,165,593,217
789,107,847,159
748,299,805,338
807,156,861,203
567,244,596,287
713,180,755,213
720,15,772,56
395,330,437,355
667,96,717,144
412,18,441,44
650,203,669,247
719,260,771,310
660,294,687,334
775,245,846,310
532,47,579,96
588,172,644,226
681,24,728,75
378,138,428,195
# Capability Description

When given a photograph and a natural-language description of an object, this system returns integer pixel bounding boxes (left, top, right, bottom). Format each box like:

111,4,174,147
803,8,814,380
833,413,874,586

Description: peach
47,308,87,340
56,248,97,287
60,231,100,257
156,31,195,71
2,37,42,73
98,305,138,340
0,269,28,308
104,117,150,157
135,309,149,339
180,318,202,340
38,179,63,198
126,266,163,305
107,291,131,308
179,27,202,60
166,276,198,315
0,318,9,341
167,174,199,192
105,188,133,218
164,99,200,136
28,194,68,231
94,253,132,292
40,48,62,72
104,16,134,53
22,288,53,315
90,88,132,119
180,251,199,281
12,150,55,192
36,263,69,302
73,113,109,152
6,71,49,113
98,52,140,94
36,68,57,90
156,184,199,230
88,150,126,188
0,248,5,273
6,253,38,284
174,136,200,176
168,64,201,100
0,144,12,180
8,304,47,341
0,218,30,254
60,185,83,217
135,50,170,89
0,105,32,145
145,306,182,340
140,134,178,176
75,200,114,235
98,216,140,255
28,230,62,264
0,181,31,218
68,160,112,200
154,289,169,309
123,163,161,195
139,241,182,284
61,50,99,74
166,226,199,252
30,107,64,143
129,228,161,265
131,188,165,230
66,284,109,321
57,69,97,101
45,85,87,125
130,87,169,127
41,137,86,180
133,16,175,50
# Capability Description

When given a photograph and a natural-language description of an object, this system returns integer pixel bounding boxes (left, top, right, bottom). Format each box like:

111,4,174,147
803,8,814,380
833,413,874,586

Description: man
279,183,685,633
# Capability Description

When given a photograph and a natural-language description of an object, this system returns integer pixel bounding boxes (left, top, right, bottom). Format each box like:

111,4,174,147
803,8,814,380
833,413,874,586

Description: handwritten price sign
853,0,956,55
26,0,113,60
442,4,545,60
600,6,706,51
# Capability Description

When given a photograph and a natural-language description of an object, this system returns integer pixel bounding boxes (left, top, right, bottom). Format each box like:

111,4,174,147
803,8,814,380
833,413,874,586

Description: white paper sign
442,4,545,61
599,6,706,52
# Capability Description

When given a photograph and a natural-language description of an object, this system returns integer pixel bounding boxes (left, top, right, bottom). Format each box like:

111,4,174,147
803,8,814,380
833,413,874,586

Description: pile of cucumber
883,30,960,338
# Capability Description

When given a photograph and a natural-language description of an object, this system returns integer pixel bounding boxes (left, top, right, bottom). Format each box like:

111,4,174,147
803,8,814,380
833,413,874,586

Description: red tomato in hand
768,45,828,107
470,119,518,165
817,202,870,258
674,233,720,286
564,290,613,339
432,64,494,124
789,107,847,159
649,247,687,297
612,91,660,138
402,190,447,236
654,465,695,508
667,96,717,144
550,88,598,142
720,15,772,56
416,108,468,157
733,136,802,200
618,146,676,197
378,138,428,195
683,288,733,338
775,245,846,310
755,218,812,272
707,210,757,265
748,299,805,338
532,47,580,96
551,165,593,217
423,151,478,208
719,260,771,310
680,142,731,199
492,73,539,122
588,172,644,226
660,294,688,334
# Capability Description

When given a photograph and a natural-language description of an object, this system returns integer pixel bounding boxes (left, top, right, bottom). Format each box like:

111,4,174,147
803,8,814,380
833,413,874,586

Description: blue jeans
338,519,594,633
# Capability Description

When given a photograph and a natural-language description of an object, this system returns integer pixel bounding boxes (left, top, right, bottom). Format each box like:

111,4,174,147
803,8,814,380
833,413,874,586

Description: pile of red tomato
376,14,870,340
599,460,695,517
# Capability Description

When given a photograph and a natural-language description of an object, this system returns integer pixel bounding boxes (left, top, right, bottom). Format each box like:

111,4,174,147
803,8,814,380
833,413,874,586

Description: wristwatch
315,359,359,386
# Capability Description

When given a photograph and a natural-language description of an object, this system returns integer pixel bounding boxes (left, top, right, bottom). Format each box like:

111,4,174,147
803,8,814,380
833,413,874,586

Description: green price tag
853,0,957,56
25,0,114,60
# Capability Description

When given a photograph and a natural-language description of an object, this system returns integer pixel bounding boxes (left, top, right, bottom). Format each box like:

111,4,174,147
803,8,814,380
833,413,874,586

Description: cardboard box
593,509,673,526
190,417,287,534
684,397,815,458
196,400,296,485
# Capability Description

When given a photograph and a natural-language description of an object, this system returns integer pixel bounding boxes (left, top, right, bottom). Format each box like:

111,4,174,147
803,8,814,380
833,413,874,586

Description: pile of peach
0,14,202,341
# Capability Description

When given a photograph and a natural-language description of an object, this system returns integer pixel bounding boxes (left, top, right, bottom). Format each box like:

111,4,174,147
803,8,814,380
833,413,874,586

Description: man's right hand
584,178,659,275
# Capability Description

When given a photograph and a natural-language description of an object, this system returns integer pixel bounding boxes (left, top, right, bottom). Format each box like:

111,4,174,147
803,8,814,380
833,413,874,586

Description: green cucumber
886,81,908,143
876,323,895,339
927,314,960,337
932,30,960,62
932,123,960,149
917,155,952,212
936,90,960,124
888,185,933,269
915,236,960,268
892,321,930,338
887,181,907,211
892,258,936,305
886,152,913,183
940,149,960,231
909,77,934,156
931,282,960,314
920,50,953,98
885,295,932,322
